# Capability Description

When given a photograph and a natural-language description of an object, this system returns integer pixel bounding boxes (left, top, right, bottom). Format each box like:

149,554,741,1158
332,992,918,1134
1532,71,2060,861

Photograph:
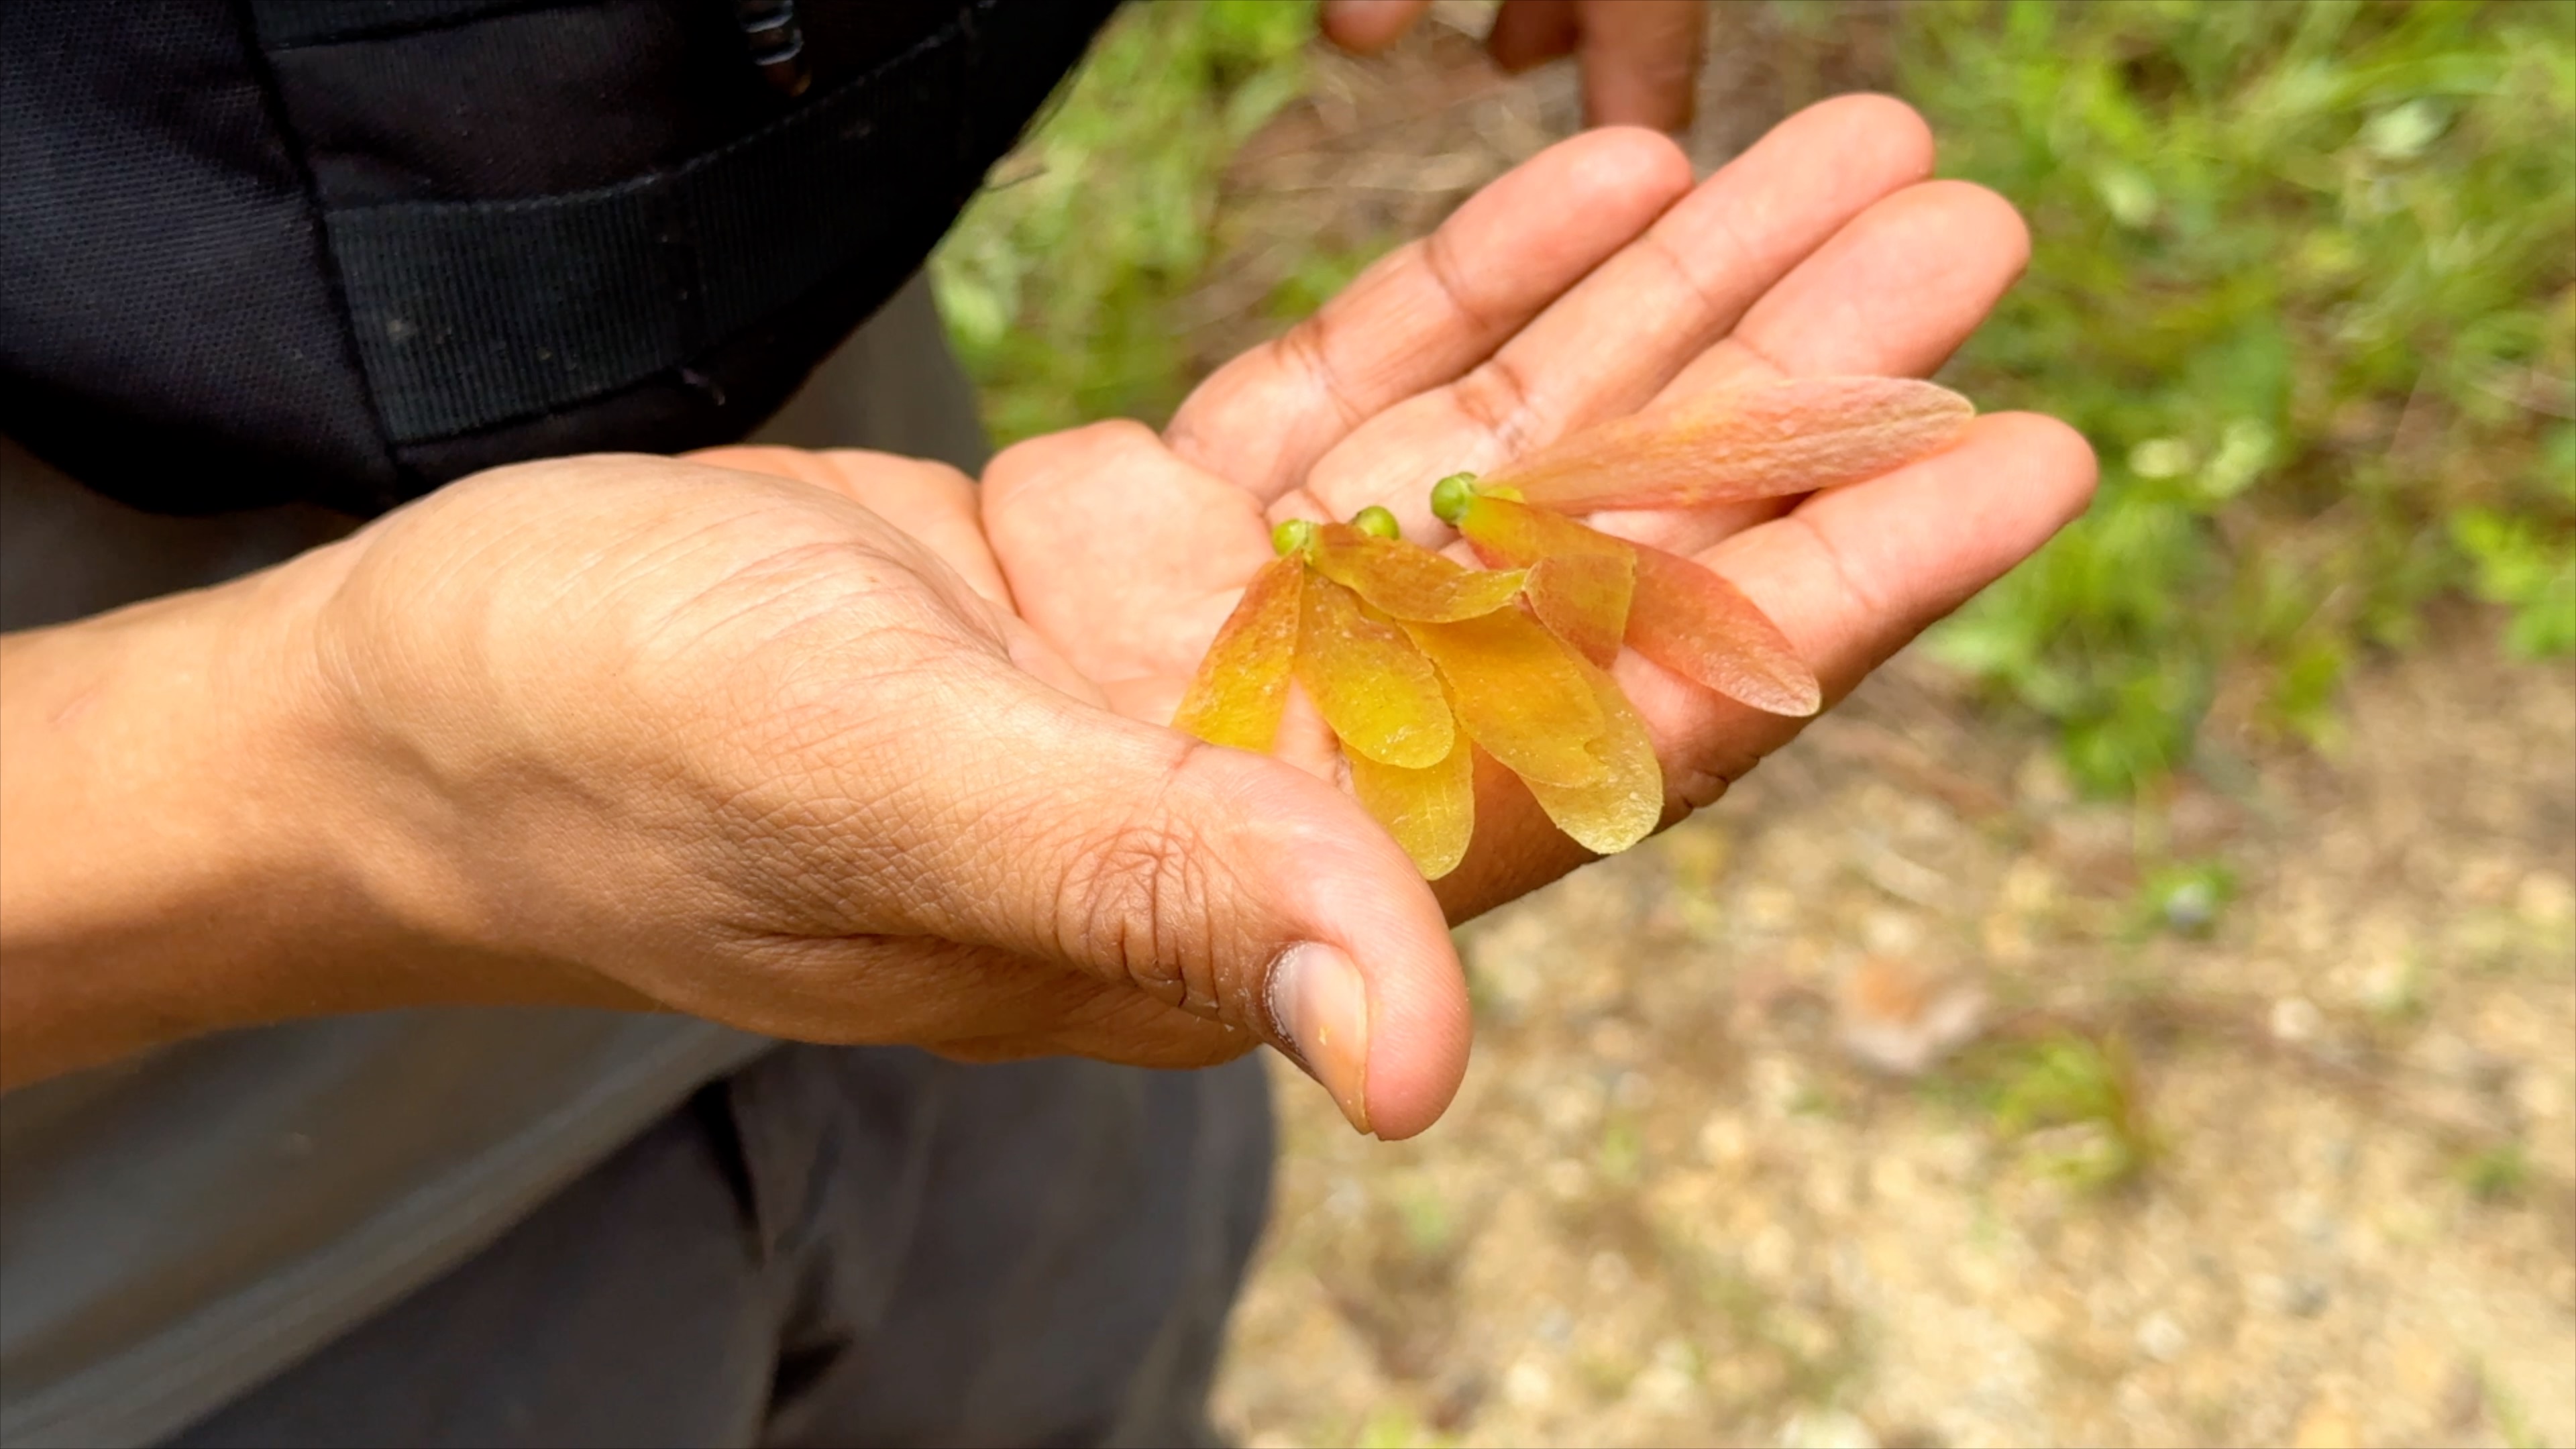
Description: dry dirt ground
1199,12,2576,1448
1212,627,2575,1449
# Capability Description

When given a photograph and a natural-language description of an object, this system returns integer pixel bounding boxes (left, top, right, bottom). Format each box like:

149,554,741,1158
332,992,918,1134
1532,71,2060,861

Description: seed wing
1296,573,1455,768
1399,607,1605,787
1456,495,1635,666
1309,522,1527,622
1523,658,1664,856
1346,725,1475,879
1170,553,1303,751
1625,542,1821,717
1483,377,1973,513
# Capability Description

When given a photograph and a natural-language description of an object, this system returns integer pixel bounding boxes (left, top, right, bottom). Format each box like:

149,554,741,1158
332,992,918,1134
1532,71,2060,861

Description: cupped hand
981,99,2098,1133
299,447,1456,1129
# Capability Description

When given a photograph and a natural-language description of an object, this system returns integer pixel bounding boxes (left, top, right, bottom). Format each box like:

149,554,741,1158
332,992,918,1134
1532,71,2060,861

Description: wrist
277,531,658,1016
0,547,385,1081
0,538,625,1089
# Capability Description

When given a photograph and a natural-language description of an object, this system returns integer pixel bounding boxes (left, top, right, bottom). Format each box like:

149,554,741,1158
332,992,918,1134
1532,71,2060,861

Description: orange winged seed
1295,573,1454,769
1454,494,1635,665
1481,376,1973,513
1523,657,1663,855
1625,541,1821,717
1309,522,1527,623
1346,724,1474,879
1171,553,1303,751
1526,554,1633,667
1399,606,1605,788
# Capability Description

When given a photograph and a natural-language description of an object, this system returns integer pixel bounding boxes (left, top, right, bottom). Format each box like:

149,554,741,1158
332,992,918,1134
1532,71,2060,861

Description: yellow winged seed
1295,574,1454,769
1523,658,1662,855
1399,606,1604,788
1346,724,1474,879
1308,522,1527,623
1483,376,1974,513
1170,553,1303,751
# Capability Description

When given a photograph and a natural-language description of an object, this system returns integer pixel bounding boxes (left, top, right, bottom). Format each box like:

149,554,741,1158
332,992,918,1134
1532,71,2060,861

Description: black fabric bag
0,0,1115,518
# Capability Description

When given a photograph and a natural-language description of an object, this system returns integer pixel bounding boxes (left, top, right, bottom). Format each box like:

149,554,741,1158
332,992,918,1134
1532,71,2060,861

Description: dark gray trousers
162,1046,1274,1449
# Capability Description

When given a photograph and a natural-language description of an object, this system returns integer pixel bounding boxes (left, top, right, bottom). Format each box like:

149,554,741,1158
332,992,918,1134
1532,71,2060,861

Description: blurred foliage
2455,1140,2535,1203
930,0,1320,443
2129,857,2239,939
1957,1032,2163,1192
934,0,2575,794
1907,0,2576,791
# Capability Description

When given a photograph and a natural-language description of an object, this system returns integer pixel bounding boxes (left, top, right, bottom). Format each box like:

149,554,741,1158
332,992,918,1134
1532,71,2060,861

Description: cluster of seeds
1173,376,1974,878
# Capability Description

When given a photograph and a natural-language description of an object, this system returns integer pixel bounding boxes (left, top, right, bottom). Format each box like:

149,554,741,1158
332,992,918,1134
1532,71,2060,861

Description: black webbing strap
322,0,1073,443
250,0,549,50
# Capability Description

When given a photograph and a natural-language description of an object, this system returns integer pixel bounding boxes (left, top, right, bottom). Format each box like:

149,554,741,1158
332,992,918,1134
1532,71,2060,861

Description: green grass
2454,1140,2534,1202
1905,0,2576,790
928,0,1319,444
934,0,2576,795
1952,1032,2163,1192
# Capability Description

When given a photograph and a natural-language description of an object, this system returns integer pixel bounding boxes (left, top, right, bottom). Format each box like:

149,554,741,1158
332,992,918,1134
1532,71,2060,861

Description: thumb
892,660,1471,1140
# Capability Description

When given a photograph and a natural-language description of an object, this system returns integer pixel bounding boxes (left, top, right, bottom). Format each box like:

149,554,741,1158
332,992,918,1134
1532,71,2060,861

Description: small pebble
2136,1311,2190,1363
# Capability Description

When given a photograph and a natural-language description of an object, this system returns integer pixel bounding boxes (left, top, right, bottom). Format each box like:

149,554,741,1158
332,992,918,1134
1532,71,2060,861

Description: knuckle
1452,352,1545,460
1055,743,1240,1014
1065,811,1222,1006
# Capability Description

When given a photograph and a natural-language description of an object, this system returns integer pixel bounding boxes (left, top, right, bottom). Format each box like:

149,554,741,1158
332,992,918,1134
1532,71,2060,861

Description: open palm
983,99,2093,917
703,99,2093,1137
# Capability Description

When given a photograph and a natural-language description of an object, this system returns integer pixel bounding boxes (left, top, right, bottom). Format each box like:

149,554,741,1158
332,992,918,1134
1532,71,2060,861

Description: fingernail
1268,943,1373,1136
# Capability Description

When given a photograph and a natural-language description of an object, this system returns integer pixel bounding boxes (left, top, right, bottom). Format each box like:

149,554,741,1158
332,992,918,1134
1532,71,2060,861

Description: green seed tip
1429,472,1479,525
1351,504,1401,540
1271,518,1318,557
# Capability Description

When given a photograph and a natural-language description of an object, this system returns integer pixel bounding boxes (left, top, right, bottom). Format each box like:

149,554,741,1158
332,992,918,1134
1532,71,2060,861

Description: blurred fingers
1487,0,1580,71
1565,0,1706,132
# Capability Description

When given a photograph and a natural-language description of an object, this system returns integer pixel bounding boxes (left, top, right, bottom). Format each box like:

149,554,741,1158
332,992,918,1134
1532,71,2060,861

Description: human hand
983,99,2096,1128
285,446,1460,1128
1321,0,1709,131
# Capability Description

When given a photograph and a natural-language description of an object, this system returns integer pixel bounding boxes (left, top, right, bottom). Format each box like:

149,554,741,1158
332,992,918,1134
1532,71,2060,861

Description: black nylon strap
250,0,556,50
325,0,1067,443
